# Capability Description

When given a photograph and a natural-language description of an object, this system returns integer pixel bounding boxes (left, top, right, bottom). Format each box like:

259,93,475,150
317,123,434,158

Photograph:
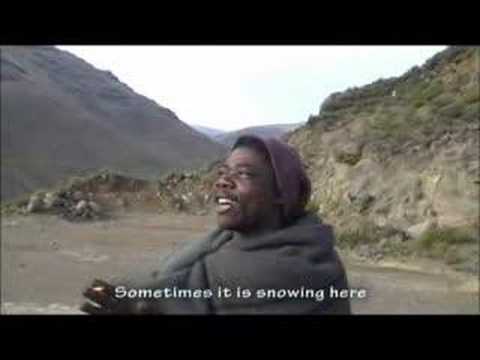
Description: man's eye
238,171,253,178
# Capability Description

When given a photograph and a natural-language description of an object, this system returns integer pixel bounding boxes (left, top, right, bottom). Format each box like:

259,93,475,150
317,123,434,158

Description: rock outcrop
23,190,104,221
288,46,479,272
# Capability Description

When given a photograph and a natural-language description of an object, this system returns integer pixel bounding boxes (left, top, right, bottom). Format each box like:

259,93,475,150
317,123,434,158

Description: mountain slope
1,46,226,201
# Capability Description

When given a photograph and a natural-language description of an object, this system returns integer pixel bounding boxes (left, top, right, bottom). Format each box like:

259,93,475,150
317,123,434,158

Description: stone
334,142,363,166
27,195,43,213
392,232,409,243
43,192,60,210
75,200,88,213
373,252,384,262
378,238,389,248
357,244,372,258
88,201,101,213
349,191,375,212
72,191,85,201
406,219,437,240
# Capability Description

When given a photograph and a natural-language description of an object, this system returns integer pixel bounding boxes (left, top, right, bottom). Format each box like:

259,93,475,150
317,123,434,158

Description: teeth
218,198,233,205
217,203,232,214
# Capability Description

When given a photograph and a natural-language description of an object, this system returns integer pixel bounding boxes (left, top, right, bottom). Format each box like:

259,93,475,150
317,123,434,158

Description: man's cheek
249,193,271,207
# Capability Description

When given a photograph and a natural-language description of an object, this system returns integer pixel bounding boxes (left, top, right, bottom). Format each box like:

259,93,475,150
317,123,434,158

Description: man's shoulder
290,211,325,226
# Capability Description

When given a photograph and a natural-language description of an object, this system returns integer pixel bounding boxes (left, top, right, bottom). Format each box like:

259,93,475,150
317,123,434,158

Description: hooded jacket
102,136,351,314
110,212,351,314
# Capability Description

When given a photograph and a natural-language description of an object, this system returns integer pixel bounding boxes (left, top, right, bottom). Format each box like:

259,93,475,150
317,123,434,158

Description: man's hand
80,279,122,315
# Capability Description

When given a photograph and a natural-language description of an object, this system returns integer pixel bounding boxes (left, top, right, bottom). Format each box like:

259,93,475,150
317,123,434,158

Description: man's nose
214,174,235,189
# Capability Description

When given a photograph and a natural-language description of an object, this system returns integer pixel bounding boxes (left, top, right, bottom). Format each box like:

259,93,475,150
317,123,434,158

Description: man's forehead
223,147,269,166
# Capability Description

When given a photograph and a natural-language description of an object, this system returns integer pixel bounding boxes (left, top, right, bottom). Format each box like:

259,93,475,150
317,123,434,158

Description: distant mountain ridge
192,125,226,138
214,122,305,147
1,46,226,201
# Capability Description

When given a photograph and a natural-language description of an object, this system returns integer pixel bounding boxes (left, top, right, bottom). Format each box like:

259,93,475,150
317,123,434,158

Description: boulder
72,191,86,201
348,191,375,213
88,201,101,213
75,200,88,213
406,219,437,240
378,238,389,249
116,198,127,208
43,192,61,210
357,244,374,259
334,142,363,166
27,195,43,213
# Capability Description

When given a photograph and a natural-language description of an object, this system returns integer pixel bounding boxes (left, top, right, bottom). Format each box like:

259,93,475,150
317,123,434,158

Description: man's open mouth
215,194,239,214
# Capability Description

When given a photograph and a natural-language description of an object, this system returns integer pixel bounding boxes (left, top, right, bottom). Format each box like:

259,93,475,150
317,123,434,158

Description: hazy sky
58,46,446,131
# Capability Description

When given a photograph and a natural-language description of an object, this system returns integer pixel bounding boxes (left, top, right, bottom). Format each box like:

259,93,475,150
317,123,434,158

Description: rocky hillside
215,122,304,147
286,46,479,272
1,46,226,201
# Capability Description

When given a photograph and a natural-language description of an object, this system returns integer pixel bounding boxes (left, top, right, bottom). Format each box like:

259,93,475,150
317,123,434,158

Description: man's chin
216,214,242,231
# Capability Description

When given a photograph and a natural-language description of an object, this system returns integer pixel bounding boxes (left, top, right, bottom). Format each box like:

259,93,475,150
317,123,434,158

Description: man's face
212,147,281,234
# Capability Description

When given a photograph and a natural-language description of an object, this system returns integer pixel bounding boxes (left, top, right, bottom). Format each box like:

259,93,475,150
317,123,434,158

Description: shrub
375,118,409,142
336,222,380,249
457,72,473,87
462,86,480,104
422,80,444,101
432,93,454,108
461,103,479,123
438,101,464,118
416,226,478,258
335,152,362,166
444,247,463,265
413,99,427,108
305,199,320,214
409,81,430,100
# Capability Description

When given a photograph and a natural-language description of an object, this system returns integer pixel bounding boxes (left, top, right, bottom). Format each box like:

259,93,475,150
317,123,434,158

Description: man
81,135,351,314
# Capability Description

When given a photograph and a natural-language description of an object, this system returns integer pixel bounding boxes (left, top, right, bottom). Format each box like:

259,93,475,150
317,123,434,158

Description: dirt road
2,212,478,314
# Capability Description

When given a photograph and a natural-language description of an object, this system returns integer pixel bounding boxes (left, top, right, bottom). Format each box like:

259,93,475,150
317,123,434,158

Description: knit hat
232,135,311,224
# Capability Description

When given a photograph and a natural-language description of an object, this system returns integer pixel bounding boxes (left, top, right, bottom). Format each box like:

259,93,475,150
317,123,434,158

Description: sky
57,46,446,132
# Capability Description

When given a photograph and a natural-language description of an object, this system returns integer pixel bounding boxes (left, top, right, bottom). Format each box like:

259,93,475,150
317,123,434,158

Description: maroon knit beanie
232,135,311,224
